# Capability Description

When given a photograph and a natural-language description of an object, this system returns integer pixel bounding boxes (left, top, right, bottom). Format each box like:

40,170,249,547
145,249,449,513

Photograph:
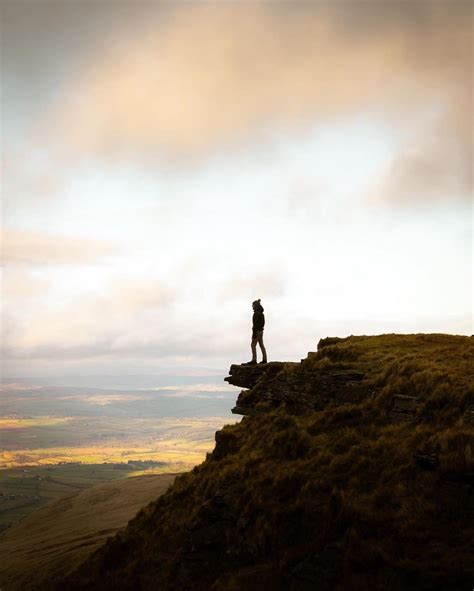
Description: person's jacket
252,307,265,334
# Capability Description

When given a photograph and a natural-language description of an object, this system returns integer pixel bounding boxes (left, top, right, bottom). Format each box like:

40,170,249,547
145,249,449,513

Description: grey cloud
2,2,471,203
370,104,472,204
6,2,465,200
52,2,472,204
2,0,472,213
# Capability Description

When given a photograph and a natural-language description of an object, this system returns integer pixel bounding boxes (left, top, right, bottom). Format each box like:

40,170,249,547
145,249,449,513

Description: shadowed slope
0,473,177,590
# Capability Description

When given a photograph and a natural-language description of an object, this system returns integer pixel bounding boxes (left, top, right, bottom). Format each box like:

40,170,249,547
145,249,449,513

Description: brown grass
51,335,474,590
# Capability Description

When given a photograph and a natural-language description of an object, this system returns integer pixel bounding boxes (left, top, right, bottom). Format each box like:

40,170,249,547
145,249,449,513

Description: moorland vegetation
23,334,474,590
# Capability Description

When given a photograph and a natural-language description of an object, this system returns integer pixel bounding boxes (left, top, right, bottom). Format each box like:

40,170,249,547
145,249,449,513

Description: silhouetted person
245,299,267,364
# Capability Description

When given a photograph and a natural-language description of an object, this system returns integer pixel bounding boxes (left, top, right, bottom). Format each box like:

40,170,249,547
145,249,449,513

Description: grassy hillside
54,335,474,589
0,462,172,530
0,473,177,590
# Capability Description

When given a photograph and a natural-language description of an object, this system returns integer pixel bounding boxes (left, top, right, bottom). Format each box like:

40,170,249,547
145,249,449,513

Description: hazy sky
1,0,472,377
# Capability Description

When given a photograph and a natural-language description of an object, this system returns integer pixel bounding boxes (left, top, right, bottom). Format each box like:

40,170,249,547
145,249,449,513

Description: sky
1,0,472,378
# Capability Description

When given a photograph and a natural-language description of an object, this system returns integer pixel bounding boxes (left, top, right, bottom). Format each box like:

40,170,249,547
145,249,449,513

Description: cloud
1,327,238,362
2,229,121,265
1,265,254,363
49,5,402,156
218,267,287,303
1,269,50,300
1,273,174,359
35,2,471,201
368,96,472,203
1,148,65,221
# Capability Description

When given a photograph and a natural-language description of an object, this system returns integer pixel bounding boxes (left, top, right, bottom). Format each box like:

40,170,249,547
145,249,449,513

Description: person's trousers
251,330,267,362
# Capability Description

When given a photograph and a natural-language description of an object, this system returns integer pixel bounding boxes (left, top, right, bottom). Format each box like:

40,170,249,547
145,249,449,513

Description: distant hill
16,335,474,590
0,473,177,590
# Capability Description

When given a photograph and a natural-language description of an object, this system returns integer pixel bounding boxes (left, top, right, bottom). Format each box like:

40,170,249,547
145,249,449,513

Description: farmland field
0,373,239,528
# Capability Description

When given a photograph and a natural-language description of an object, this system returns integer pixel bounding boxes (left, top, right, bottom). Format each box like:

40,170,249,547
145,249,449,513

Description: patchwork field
0,415,229,468
0,375,239,529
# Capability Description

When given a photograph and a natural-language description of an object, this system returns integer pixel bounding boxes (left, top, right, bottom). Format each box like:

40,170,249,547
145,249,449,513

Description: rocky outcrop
224,362,290,390
226,359,367,416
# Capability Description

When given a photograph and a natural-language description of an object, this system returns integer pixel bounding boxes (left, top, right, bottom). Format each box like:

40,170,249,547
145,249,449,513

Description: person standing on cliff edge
245,299,267,365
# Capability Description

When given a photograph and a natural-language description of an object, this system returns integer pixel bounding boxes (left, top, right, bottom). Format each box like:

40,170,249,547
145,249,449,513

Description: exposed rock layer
225,361,290,390
227,360,367,416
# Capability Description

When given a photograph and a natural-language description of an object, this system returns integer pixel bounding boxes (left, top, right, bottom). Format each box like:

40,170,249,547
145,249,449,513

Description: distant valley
0,374,239,528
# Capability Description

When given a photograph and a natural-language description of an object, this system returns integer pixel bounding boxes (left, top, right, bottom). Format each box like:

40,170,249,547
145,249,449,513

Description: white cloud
2,229,121,265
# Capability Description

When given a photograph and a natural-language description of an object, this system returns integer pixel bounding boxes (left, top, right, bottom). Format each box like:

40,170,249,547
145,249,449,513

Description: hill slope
0,473,177,590
58,335,473,589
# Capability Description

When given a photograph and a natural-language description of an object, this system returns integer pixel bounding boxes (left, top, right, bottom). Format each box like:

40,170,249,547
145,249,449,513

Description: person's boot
259,360,267,364
244,360,257,365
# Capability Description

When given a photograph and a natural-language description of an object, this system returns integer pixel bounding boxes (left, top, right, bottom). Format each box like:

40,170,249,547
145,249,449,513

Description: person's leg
257,331,267,363
251,334,258,362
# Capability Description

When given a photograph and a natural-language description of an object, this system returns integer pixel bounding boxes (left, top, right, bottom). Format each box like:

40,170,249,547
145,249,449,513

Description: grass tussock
59,334,473,591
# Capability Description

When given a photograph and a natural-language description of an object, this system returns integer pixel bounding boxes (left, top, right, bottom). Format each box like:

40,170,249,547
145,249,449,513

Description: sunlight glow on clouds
38,3,471,201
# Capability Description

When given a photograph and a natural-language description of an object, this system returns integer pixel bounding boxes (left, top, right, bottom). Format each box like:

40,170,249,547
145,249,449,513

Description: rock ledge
224,362,291,390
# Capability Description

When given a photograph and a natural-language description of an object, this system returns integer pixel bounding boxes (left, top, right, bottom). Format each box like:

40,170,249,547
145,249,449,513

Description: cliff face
226,356,366,416
58,334,473,591
226,337,452,425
